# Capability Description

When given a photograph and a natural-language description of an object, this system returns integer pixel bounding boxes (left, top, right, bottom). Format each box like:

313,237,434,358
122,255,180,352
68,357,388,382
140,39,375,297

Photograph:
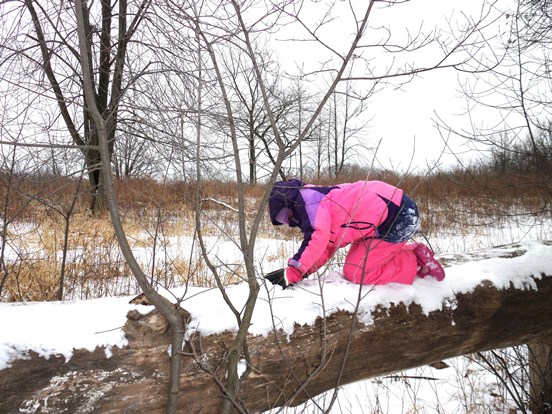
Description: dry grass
0,167,549,303
3,260,60,302
0,194,249,301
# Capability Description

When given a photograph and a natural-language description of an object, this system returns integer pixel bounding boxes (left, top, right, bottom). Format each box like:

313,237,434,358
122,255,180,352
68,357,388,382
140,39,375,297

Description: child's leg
343,239,417,285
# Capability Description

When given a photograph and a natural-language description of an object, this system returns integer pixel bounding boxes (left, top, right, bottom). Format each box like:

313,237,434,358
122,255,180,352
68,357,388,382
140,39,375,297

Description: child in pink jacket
266,179,445,288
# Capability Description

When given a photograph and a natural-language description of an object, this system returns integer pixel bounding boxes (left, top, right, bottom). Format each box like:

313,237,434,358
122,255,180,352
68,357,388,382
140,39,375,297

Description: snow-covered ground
1,214,551,413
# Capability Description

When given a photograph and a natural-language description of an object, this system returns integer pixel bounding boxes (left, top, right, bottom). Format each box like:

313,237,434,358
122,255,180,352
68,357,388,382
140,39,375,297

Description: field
1,168,549,302
0,168,551,413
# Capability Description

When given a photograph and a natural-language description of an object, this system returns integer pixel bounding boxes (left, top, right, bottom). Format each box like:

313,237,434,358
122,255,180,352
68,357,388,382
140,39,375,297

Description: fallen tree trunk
1,251,552,413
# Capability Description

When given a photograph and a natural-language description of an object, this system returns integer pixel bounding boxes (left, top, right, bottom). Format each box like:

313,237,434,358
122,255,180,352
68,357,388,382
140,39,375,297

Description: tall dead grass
0,166,549,303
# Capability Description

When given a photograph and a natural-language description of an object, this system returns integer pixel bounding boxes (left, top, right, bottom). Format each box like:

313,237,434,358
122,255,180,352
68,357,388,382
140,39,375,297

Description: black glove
264,268,288,289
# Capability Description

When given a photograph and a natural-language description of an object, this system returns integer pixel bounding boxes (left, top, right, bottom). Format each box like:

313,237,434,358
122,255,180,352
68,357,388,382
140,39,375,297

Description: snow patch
0,297,132,370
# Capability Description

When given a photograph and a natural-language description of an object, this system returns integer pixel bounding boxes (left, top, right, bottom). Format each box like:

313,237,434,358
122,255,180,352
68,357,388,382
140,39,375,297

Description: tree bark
529,341,552,413
1,270,552,413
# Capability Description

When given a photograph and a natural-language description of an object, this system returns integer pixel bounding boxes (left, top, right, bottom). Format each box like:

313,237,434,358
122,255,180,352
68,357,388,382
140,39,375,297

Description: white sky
271,0,515,171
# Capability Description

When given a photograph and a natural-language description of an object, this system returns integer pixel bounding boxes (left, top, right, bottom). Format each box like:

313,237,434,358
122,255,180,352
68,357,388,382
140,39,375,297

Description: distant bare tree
0,0,152,212
227,49,296,183
113,131,159,179
324,82,373,179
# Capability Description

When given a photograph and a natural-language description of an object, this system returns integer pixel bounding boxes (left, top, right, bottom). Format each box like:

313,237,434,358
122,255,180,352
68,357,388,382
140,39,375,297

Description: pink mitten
285,266,303,286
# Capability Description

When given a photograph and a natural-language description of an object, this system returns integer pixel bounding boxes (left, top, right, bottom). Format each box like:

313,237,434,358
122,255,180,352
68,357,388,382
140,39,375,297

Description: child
266,179,445,288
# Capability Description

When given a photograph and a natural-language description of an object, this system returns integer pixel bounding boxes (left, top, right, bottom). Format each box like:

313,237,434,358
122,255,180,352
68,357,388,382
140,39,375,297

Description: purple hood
268,179,304,225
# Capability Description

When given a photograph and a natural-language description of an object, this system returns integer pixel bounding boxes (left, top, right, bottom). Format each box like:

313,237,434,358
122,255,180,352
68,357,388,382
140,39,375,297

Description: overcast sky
271,0,514,172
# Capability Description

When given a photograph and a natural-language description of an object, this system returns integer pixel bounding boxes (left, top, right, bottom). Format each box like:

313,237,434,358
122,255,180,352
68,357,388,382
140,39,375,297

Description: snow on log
1,242,552,413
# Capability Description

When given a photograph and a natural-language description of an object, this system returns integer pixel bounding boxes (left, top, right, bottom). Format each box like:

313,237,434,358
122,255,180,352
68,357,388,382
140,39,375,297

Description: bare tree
72,1,191,413
0,0,152,212
228,52,300,184
320,81,373,180
112,131,159,179
439,0,552,204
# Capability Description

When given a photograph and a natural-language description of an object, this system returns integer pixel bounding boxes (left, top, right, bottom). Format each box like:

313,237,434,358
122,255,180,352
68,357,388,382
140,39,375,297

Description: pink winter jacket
279,180,404,275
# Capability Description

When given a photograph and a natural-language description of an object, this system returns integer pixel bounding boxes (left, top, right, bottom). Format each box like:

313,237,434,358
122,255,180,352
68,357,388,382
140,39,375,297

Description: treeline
0,125,549,227
0,156,549,222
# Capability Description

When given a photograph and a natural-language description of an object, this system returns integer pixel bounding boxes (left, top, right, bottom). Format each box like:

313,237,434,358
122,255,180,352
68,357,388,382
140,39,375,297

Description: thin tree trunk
57,179,81,301
529,341,552,413
74,1,185,413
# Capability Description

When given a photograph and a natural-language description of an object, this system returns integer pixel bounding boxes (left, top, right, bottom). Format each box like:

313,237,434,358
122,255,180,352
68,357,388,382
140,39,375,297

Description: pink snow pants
343,239,418,285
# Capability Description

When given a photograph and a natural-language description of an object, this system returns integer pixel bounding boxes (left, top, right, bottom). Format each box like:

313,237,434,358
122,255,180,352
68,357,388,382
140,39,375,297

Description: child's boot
413,243,445,281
